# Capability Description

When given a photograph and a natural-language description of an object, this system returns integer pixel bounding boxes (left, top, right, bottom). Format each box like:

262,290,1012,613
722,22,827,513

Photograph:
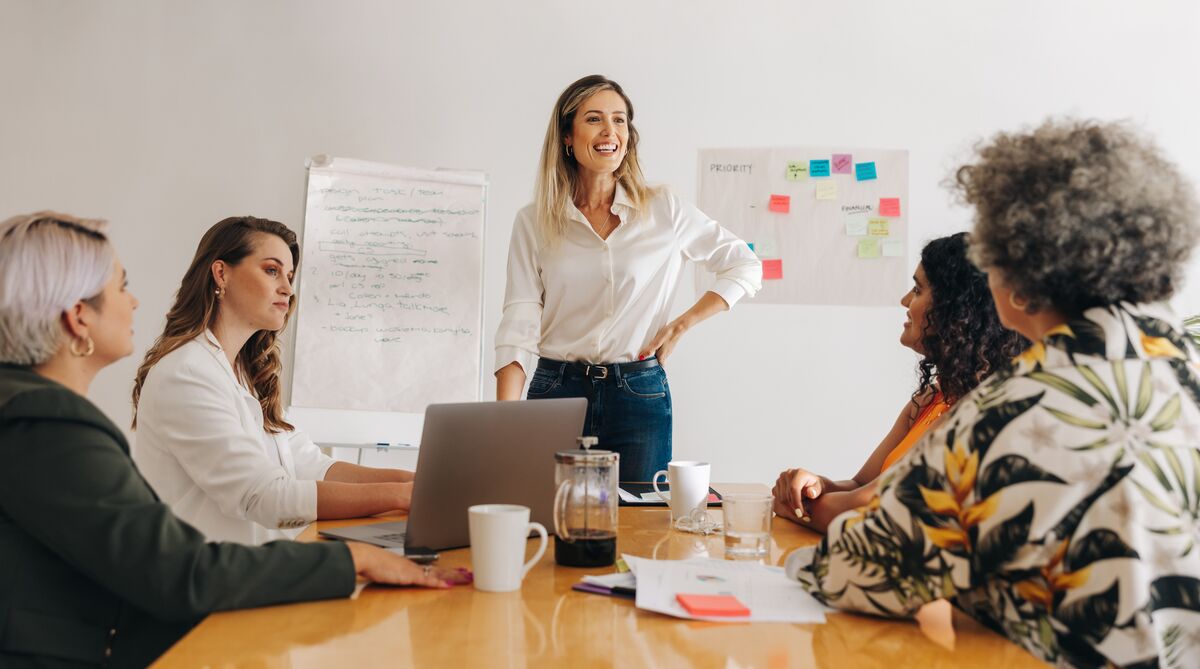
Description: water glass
722,493,772,559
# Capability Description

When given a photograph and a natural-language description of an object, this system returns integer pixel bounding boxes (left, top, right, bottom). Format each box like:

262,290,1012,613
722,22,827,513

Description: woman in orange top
772,233,1026,532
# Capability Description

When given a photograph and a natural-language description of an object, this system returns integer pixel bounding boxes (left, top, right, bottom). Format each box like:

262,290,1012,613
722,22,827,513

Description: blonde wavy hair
535,75,656,243
132,216,299,432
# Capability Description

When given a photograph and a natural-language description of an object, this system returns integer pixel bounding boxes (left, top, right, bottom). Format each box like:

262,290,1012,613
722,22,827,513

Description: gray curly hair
956,119,1199,315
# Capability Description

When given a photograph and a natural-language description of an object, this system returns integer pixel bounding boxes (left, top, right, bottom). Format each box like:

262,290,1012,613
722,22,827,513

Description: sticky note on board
832,154,853,174
882,240,904,257
845,218,868,236
868,218,889,236
754,239,779,257
809,159,831,177
855,162,878,181
857,238,881,259
785,161,808,181
768,194,790,213
879,198,902,217
815,181,838,200
762,258,783,280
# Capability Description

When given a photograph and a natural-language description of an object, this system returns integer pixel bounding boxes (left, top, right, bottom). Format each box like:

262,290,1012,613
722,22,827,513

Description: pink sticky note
762,258,783,280
879,197,901,217
832,154,853,174
768,194,790,213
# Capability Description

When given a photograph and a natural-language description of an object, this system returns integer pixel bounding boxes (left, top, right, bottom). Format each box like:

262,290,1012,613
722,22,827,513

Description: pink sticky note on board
762,259,783,280
879,198,901,217
832,154,853,174
768,194,790,213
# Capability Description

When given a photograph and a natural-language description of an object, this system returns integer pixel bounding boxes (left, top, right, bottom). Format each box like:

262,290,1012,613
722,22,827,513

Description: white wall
2,0,1198,483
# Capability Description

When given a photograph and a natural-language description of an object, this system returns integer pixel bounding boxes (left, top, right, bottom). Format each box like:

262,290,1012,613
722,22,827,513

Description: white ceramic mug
468,504,548,593
652,461,711,521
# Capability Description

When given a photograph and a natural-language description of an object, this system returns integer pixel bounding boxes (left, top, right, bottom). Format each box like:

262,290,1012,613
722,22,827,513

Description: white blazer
133,330,335,545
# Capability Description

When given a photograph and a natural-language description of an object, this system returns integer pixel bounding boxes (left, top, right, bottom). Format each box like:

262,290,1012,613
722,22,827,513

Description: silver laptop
319,398,586,555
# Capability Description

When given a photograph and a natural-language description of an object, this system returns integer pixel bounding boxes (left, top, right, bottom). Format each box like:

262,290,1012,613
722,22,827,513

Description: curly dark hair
914,233,1029,405
956,118,1198,315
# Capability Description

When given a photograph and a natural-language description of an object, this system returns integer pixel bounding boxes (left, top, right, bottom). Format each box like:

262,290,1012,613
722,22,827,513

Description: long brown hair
132,216,299,433
535,74,657,244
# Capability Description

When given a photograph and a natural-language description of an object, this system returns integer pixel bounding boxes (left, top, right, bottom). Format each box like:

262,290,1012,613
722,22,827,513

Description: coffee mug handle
652,470,669,502
521,522,548,580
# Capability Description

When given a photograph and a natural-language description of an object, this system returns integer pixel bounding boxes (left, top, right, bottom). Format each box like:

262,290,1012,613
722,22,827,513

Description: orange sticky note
768,194,790,213
879,198,901,217
762,258,783,280
677,593,751,617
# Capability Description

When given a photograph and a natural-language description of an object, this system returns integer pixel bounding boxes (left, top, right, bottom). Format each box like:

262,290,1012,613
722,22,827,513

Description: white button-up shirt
133,331,335,545
495,186,762,373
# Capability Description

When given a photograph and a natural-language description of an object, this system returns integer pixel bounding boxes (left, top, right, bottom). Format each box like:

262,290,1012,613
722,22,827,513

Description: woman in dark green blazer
0,212,468,668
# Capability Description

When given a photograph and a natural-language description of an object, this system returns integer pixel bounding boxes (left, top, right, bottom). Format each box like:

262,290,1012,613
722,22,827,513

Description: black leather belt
537,357,660,380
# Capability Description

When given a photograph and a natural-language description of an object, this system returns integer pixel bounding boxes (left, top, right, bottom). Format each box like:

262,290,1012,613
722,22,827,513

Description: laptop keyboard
375,533,407,542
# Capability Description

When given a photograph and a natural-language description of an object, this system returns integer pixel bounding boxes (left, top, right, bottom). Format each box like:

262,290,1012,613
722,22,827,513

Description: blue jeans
527,358,672,482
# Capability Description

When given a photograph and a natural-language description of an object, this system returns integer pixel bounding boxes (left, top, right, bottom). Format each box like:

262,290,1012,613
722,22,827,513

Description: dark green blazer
0,365,355,668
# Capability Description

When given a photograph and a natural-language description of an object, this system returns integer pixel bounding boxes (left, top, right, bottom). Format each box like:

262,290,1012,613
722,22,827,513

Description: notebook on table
616,483,722,507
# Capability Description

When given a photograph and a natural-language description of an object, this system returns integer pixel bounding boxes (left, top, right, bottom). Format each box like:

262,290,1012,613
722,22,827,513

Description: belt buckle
586,364,609,380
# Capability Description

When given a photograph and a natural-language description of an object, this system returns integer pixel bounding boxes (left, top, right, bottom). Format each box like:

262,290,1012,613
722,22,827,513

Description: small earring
215,287,225,299
1008,292,1028,311
69,336,95,357
565,145,574,157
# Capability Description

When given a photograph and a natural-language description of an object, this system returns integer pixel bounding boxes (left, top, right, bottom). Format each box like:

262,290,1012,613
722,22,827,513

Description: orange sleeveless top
880,392,950,473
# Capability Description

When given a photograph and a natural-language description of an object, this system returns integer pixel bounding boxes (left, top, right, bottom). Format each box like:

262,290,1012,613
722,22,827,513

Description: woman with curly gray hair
786,120,1200,668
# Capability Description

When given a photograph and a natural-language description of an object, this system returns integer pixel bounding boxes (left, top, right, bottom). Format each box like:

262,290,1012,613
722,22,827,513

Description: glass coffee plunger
553,436,619,567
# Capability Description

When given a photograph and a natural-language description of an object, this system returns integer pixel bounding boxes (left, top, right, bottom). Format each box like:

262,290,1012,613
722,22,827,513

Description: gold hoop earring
69,336,94,357
565,145,574,157
1009,293,1029,311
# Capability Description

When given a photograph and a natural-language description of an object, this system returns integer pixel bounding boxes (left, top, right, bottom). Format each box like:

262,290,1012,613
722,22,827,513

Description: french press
553,436,619,567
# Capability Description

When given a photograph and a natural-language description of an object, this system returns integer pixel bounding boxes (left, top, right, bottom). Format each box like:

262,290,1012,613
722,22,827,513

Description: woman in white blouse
495,75,762,481
132,216,416,545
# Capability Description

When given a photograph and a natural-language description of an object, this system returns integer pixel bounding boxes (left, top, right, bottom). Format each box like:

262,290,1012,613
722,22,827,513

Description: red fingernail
639,355,645,360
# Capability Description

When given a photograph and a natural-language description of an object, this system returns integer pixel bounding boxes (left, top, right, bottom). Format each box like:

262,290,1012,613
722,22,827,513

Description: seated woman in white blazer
132,216,415,545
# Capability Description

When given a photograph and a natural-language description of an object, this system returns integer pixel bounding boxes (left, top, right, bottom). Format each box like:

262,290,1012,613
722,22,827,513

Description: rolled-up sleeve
288,430,337,481
140,360,319,529
494,208,544,374
671,192,762,307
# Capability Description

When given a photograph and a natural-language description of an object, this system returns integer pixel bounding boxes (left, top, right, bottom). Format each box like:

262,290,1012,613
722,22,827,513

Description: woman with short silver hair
495,74,762,481
787,120,1200,668
0,212,468,668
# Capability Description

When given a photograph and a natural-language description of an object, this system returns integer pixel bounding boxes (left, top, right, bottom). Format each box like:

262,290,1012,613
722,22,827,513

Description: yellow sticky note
786,161,808,181
815,181,838,200
868,218,889,236
857,238,881,259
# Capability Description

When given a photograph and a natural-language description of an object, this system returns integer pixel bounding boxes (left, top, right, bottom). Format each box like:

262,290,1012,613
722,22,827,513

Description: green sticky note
868,218,889,236
755,239,779,257
786,161,808,181
882,240,904,257
857,238,881,259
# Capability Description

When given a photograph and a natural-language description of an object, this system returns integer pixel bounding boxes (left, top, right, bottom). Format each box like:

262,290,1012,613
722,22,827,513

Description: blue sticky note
747,242,755,253
855,162,878,181
809,160,831,178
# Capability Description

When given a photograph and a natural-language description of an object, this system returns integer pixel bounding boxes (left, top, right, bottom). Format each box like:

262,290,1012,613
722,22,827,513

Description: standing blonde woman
0,212,466,668
133,216,416,545
495,74,762,481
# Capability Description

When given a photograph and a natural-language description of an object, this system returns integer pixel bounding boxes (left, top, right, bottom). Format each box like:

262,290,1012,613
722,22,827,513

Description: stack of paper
572,571,637,598
623,555,830,624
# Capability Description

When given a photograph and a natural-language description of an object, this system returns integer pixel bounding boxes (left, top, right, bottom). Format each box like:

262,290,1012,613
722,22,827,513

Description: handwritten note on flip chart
809,160,831,177
762,258,783,280
857,238,881,259
868,219,889,236
815,181,838,200
292,158,487,413
845,219,868,236
769,194,791,213
882,240,904,257
855,162,877,181
786,161,808,181
832,154,852,174
879,198,901,217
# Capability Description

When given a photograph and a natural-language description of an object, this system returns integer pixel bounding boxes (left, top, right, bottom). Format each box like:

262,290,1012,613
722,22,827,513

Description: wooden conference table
154,484,1043,668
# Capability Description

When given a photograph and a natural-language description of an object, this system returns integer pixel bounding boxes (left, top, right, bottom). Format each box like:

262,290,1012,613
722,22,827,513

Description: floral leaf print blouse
786,303,1200,668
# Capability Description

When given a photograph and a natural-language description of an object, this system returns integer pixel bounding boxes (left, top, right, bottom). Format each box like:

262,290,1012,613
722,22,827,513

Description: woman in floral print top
787,119,1200,668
